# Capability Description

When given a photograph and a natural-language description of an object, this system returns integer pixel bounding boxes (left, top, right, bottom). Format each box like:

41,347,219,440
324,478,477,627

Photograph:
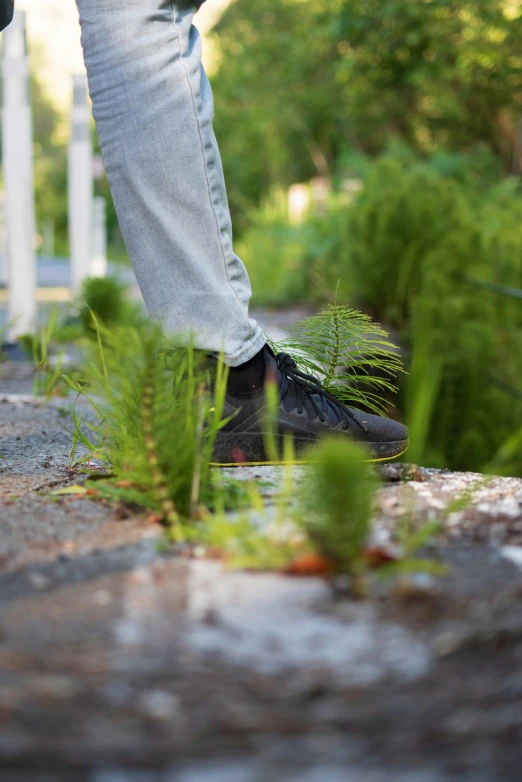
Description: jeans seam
168,4,247,318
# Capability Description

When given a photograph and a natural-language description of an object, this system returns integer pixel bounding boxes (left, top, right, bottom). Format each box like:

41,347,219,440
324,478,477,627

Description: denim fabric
75,0,265,366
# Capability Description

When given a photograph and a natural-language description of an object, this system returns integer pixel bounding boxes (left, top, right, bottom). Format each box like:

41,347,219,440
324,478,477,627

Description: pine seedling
298,438,378,595
68,319,228,538
271,305,403,415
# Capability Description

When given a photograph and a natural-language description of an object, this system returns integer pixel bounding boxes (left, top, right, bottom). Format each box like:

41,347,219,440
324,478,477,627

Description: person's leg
75,0,265,366
75,0,409,465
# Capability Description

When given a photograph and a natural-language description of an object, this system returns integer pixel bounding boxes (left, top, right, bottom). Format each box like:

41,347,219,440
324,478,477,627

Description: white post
310,176,331,216
288,183,310,226
0,191,7,286
68,73,92,292
1,11,36,339
90,196,107,277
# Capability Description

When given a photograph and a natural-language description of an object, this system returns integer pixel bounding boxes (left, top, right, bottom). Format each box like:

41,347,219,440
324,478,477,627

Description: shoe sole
210,433,409,467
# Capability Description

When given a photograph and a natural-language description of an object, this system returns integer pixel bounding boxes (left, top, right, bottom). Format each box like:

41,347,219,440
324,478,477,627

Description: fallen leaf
204,547,228,562
285,553,333,577
51,485,88,496
363,545,398,569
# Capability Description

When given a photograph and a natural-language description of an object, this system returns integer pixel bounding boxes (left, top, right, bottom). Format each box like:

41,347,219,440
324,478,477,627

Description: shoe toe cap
356,412,409,444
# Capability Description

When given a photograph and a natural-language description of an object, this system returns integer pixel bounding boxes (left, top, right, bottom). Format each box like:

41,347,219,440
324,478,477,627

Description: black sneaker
212,345,408,466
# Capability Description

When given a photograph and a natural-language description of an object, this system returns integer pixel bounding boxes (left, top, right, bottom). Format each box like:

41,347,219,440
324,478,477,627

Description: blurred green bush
239,149,522,475
340,153,522,474
235,189,310,306
213,0,522,227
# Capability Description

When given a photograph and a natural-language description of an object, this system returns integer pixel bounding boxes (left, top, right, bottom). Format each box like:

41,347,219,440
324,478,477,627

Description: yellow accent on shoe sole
209,445,409,468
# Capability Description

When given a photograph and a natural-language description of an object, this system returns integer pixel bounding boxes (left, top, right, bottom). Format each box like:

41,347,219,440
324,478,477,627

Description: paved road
1,391,522,779
0,257,136,330
0,256,136,290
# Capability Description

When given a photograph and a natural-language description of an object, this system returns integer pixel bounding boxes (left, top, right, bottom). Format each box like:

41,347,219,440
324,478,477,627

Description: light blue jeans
75,0,265,366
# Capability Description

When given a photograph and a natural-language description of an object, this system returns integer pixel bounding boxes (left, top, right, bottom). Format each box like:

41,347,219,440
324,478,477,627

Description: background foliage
212,0,522,224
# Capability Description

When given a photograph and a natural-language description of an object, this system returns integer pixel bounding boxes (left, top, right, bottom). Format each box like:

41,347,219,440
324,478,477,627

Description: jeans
75,0,265,366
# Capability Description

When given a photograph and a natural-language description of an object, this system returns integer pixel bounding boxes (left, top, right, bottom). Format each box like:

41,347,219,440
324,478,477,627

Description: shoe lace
274,353,368,432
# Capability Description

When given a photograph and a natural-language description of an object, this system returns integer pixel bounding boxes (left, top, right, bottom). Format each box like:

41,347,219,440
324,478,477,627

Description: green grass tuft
66,319,228,537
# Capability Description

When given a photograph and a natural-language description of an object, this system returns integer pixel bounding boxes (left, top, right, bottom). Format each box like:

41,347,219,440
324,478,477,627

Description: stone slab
1,398,522,779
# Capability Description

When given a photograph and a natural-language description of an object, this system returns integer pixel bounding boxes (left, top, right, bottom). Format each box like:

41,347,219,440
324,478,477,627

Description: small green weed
193,511,300,571
20,307,68,399
382,501,446,578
